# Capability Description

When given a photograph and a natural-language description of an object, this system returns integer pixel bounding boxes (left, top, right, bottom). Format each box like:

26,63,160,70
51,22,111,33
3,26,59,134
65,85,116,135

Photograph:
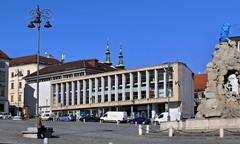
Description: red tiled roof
25,59,116,78
0,49,10,60
10,55,60,67
194,73,207,92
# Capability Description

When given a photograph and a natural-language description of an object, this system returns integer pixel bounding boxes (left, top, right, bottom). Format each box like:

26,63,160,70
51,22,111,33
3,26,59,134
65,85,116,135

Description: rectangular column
71,82,75,105
122,74,126,101
66,82,69,106
137,72,141,100
114,75,118,102
108,76,111,102
164,70,167,97
101,77,105,103
60,83,64,106
55,84,59,105
83,80,86,104
89,79,92,104
95,78,98,103
130,73,133,100
77,81,80,105
146,70,150,99
154,69,158,98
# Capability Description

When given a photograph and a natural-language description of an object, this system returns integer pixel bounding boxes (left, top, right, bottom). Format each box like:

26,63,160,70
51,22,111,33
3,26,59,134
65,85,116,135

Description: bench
21,127,54,139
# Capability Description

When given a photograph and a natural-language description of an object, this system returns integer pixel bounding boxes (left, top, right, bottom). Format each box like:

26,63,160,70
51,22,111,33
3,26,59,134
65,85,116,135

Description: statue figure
219,23,231,42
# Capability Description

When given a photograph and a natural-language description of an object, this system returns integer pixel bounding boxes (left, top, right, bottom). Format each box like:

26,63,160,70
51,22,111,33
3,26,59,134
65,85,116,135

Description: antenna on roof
61,53,65,63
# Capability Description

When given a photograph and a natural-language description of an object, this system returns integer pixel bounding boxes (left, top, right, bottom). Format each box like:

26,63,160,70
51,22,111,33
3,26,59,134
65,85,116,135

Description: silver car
0,112,12,119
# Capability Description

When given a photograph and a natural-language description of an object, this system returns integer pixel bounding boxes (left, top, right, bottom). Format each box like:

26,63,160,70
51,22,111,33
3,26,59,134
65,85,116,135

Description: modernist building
8,55,60,115
24,58,116,117
0,50,10,112
50,62,194,119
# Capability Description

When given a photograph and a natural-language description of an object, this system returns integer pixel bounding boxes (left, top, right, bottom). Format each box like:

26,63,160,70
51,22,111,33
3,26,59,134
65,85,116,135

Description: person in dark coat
36,115,44,139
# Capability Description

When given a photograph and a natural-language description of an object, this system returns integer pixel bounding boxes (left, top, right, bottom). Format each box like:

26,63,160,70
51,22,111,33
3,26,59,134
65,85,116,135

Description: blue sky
0,0,240,73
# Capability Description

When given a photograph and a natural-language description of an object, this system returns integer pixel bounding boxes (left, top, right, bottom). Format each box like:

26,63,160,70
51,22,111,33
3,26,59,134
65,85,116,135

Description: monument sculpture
196,23,240,118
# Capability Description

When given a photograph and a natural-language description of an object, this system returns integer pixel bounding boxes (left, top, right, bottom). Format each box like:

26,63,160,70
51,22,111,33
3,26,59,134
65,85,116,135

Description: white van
154,112,181,124
100,111,127,123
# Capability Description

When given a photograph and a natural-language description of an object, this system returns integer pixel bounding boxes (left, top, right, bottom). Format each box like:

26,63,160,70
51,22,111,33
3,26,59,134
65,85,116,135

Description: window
11,72,14,78
18,94,22,102
0,85,5,96
11,83,14,89
0,61,5,68
19,82,22,88
11,95,14,102
27,70,30,75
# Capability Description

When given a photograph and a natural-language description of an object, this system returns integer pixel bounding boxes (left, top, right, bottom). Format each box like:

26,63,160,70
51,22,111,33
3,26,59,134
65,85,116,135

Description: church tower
116,45,125,70
104,41,112,66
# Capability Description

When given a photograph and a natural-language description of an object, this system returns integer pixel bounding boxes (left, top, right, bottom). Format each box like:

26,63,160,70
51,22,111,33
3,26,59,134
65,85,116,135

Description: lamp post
166,63,171,121
27,5,52,116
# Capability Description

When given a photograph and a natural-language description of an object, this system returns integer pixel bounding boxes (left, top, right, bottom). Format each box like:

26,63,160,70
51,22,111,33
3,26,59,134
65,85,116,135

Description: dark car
129,117,150,124
79,115,99,122
58,115,76,121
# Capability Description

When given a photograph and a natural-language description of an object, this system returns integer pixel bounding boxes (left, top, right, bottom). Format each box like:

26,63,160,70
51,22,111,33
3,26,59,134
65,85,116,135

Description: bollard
135,122,137,126
219,128,224,138
146,125,149,134
43,138,48,144
117,120,120,125
100,120,102,124
83,119,85,123
169,127,174,137
138,125,143,135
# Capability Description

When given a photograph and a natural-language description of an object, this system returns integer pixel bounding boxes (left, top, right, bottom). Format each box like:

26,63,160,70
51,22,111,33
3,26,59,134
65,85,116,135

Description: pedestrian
36,115,44,139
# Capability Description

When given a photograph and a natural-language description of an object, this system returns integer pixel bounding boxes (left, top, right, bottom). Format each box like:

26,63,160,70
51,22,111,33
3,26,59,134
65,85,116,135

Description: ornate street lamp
27,5,52,116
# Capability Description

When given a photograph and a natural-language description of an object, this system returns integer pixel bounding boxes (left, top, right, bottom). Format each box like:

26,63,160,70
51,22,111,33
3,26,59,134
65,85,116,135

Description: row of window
10,82,22,89
11,70,30,78
10,94,22,102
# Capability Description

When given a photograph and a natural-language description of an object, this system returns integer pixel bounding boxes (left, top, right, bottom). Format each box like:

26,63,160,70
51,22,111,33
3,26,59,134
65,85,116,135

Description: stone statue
219,23,231,42
196,38,240,119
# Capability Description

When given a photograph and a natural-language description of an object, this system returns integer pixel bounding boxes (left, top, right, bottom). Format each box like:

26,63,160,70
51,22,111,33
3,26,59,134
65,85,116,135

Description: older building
194,73,207,113
50,62,194,119
24,59,116,117
0,50,10,112
8,55,60,115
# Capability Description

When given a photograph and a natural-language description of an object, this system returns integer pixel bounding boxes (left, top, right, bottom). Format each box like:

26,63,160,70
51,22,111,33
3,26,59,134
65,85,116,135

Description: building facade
0,50,10,112
51,62,194,119
8,55,60,115
194,73,207,113
24,59,116,117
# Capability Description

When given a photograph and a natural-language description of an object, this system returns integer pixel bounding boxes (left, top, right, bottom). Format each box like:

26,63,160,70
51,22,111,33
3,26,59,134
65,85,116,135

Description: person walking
36,115,44,139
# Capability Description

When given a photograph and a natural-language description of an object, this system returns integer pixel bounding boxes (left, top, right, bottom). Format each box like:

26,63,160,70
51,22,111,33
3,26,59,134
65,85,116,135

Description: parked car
57,115,76,121
0,112,4,119
12,115,23,120
41,113,53,121
0,112,12,120
129,117,150,124
2,113,12,119
80,115,99,122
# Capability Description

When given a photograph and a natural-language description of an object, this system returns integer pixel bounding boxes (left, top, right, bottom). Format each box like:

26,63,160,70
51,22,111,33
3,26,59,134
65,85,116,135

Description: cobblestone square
0,120,240,144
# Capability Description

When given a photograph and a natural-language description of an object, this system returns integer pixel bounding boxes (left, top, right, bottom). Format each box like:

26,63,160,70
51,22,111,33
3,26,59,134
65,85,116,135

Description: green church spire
104,40,112,66
116,45,125,70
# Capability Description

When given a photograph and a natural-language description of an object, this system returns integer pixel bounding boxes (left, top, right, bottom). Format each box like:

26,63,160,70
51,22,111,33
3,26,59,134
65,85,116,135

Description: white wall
9,64,47,108
24,81,51,116
179,64,194,118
